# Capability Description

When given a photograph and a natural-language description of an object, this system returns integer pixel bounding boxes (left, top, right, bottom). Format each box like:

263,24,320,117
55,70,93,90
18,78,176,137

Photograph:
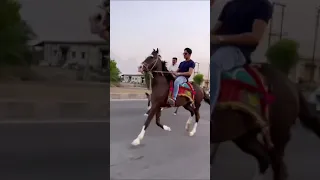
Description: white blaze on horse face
131,125,146,146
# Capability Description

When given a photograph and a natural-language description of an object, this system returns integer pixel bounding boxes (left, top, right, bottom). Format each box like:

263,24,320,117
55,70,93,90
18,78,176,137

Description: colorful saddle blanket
169,81,196,103
217,65,275,124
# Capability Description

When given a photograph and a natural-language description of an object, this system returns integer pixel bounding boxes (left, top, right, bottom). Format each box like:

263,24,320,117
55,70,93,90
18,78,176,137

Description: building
34,41,108,70
120,74,145,84
211,0,320,82
20,0,107,70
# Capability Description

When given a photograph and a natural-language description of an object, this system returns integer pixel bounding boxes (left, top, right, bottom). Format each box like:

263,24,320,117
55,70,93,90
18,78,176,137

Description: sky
110,1,210,79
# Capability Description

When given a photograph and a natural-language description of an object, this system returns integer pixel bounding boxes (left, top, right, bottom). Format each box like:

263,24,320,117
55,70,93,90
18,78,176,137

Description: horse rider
168,48,195,106
210,0,273,113
168,57,179,72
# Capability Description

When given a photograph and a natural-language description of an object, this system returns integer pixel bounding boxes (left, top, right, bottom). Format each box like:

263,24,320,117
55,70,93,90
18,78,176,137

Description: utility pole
268,2,286,47
311,7,320,82
194,62,200,75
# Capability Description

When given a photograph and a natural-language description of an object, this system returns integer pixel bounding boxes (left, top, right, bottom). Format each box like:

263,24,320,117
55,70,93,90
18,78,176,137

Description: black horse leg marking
183,103,195,135
132,105,159,146
233,132,270,180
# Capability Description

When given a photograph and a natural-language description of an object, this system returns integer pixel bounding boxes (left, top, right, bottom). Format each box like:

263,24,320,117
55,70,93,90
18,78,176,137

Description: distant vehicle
307,87,320,112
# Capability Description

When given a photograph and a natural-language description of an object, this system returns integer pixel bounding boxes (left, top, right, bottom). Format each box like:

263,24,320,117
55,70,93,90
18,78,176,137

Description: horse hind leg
144,108,150,116
269,130,290,180
233,132,270,180
183,103,195,135
189,105,201,136
173,107,179,115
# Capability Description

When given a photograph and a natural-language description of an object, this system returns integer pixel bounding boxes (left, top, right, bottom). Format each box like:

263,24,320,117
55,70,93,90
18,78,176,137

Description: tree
0,0,36,66
193,74,204,86
110,60,121,82
265,39,300,75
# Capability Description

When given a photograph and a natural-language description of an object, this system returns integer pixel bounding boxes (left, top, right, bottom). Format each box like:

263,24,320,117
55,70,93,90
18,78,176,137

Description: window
71,51,76,59
81,52,86,59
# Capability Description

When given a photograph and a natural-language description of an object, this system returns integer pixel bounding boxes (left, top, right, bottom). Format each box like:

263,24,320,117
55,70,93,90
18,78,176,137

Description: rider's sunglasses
183,52,188,55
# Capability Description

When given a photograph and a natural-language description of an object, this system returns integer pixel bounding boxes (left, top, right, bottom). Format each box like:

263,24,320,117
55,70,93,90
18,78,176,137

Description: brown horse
144,92,179,116
210,63,320,180
131,48,210,146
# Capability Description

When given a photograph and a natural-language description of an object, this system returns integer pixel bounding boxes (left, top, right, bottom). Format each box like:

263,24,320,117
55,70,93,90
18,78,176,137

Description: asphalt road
111,100,320,180
110,100,210,179
0,120,109,180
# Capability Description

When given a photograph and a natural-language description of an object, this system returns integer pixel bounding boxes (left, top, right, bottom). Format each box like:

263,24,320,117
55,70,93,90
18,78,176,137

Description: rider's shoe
167,98,176,106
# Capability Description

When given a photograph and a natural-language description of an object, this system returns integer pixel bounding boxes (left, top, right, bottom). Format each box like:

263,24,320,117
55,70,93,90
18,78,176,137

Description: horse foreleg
155,107,171,131
183,104,195,134
189,106,200,136
144,101,152,116
132,106,157,146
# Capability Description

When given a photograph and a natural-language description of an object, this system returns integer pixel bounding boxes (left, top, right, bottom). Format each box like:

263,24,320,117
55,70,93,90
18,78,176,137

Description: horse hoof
173,113,177,115
131,138,140,146
163,125,171,131
144,113,148,116
189,131,195,136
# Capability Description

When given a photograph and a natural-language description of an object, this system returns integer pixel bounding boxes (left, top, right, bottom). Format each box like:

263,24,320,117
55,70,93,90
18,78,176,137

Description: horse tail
298,91,320,138
203,89,210,105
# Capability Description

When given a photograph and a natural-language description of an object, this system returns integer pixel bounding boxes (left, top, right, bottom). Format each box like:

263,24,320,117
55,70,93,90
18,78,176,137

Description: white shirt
168,63,179,72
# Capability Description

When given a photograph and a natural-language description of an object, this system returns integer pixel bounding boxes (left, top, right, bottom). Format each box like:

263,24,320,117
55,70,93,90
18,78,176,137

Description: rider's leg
173,76,187,100
210,46,247,114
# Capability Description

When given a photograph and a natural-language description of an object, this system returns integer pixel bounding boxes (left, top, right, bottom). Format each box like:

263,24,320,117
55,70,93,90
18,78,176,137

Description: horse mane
161,61,175,82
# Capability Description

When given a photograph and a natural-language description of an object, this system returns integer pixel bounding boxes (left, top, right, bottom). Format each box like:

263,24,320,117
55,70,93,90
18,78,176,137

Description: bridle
141,55,161,73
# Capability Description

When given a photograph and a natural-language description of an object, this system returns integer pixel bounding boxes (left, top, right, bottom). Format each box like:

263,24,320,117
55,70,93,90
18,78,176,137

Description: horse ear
153,48,155,52
156,48,159,52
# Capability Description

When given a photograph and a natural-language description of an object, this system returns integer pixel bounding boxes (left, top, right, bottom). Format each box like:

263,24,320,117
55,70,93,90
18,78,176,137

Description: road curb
110,93,147,100
0,101,108,119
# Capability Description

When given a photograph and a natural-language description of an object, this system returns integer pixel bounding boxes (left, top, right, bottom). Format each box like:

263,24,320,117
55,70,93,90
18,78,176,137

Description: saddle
168,81,196,106
217,64,275,148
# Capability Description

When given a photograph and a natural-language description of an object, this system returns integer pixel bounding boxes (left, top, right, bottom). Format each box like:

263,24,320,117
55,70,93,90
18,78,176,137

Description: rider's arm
211,2,230,35
177,62,195,76
216,1,272,45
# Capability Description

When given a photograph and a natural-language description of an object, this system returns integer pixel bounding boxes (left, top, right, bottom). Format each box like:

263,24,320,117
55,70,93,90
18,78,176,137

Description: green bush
266,39,300,74
110,60,121,82
193,73,204,86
